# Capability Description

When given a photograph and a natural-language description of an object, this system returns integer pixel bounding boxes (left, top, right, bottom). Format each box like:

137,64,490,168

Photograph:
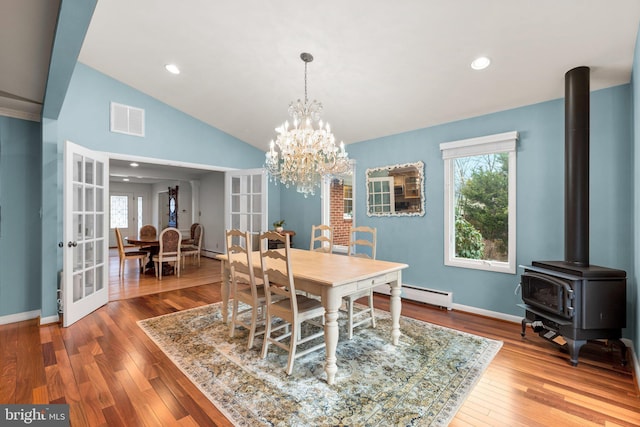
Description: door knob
67,241,78,247
58,242,64,248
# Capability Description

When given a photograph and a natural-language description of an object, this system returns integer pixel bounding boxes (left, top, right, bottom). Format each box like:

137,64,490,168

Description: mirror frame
366,161,425,217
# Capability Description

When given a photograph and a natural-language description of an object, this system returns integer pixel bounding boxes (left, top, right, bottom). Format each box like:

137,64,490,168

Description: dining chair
114,227,148,277
152,227,182,280
138,224,158,251
309,224,333,253
182,224,203,268
226,229,266,349
259,230,325,375
344,226,377,339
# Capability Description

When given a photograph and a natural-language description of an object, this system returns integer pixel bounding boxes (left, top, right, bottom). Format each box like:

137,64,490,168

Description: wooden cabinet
404,176,420,198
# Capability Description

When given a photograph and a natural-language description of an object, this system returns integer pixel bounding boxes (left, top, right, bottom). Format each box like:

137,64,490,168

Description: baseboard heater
374,284,453,310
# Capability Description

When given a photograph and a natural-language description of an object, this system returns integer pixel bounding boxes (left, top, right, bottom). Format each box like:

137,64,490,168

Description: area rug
138,302,502,426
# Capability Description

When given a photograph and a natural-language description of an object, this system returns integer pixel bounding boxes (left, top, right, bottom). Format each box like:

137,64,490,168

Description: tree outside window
440,131,517,274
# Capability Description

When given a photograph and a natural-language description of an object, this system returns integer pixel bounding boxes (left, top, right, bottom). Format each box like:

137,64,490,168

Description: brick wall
330,182,352,246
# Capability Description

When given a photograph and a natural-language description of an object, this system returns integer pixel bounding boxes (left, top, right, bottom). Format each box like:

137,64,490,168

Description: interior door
225,169,267,251
63,141,109,327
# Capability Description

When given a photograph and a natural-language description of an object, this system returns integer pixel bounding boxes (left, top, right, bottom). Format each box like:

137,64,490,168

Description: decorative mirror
168,186,179,227
366,161,425,217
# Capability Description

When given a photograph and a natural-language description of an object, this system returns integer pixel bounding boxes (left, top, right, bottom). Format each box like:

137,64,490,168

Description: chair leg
247,306,258,349
229,299,238,338
261,313,272,359
286,321,298,375
119,259,124,277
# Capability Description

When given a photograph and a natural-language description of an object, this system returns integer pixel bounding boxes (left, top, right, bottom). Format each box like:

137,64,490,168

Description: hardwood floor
1,252,638,426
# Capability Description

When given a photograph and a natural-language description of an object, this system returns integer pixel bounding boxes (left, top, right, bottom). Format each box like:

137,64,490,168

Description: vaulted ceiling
2,1,640,153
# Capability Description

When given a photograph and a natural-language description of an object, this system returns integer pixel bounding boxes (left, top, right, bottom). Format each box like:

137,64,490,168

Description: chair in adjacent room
152,227,182,280
226,229,266,349
182,224,203,268
259,231,325,375
139,224,157,239
344,226,378,339
138,224,157,251
114,227,148,277
309,224,334,253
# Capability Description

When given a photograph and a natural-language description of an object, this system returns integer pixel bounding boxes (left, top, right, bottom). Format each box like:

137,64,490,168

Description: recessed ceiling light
123,178,130,182
471,56,491,70
130,162,139,167
165,64,180,75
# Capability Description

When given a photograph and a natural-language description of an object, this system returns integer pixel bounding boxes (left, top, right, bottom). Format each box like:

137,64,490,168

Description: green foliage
455,215,485,259
456,152,509,260
272,219,285,228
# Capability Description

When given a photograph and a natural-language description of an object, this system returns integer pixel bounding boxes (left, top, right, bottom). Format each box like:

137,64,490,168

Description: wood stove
520,261,626,365
519,67,627,366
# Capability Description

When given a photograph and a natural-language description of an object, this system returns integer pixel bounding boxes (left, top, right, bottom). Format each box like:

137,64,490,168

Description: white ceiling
0,0,59,121
76,0,640,151
2,1,640,153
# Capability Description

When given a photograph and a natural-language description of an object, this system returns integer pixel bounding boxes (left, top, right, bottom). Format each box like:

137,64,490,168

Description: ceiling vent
110,102,145,137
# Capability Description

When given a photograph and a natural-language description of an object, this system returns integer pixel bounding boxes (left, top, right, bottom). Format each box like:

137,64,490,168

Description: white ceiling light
123,178,130,181
130,162,139,167
165,64,180,75
471,56,491,70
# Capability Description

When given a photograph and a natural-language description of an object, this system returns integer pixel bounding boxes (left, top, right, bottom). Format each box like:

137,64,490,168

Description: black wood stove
519,67,627,366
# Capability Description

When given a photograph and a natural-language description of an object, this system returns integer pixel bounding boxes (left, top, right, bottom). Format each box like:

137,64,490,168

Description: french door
225,168,267,251
63,141,109,327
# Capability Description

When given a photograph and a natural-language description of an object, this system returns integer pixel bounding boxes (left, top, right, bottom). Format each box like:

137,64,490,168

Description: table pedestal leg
390,272,403,345
323,289,341,385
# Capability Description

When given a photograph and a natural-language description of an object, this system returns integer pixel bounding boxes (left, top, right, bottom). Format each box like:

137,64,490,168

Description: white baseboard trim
452,303,523,324
40,314,61,325
0,309,40,325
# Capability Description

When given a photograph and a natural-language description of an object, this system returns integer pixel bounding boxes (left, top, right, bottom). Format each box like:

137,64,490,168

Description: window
440,131,518,274
343,184,353,219
110,195,128,228
367,177,394,214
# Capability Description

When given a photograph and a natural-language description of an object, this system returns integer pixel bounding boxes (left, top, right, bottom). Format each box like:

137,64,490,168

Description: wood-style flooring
0,252,638,426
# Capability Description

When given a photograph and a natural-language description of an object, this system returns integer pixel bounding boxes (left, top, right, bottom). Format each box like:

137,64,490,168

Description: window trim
440,131,518,274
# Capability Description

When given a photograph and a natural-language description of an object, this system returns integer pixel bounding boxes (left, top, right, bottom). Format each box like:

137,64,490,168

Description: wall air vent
110,102,145,137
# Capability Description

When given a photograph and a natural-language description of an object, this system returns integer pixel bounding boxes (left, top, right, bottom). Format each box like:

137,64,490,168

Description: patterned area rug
138,302,502,426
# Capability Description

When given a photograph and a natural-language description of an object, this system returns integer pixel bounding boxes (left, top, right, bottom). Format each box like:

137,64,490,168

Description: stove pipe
564,66,590,266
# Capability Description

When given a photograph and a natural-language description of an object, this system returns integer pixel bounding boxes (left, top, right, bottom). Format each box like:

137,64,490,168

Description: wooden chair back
310,224,334,253
140,224,157,238
348,226,377,259
114,227,126,258
225,229,255,288
158,227,181,256
259,231,298,315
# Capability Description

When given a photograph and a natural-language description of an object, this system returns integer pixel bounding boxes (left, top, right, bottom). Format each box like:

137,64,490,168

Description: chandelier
265,52,351,197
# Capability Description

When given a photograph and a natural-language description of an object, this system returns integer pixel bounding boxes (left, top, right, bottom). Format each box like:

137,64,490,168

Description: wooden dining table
125,235,160,274
216,248,408,385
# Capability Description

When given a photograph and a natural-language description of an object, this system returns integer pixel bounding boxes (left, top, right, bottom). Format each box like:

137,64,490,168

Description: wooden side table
268,229,296,249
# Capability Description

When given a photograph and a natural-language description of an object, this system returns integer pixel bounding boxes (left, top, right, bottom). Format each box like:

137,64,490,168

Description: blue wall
283,85,636,342
0,117,42,316
32,63,271,319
